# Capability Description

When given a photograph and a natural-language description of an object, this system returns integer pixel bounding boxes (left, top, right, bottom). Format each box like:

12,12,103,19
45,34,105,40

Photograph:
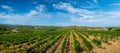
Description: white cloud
81,5,96,9
104,11,120,18
53,2,120,24
71,11,120,24
92,0,101,10
0,2,120,26
93,0,98,4
0,12,51,25
81,1,97,9
0,4,51,25
27,5,47,16
1,5,13,11
53,2,117,24
110,3,120,6
71,17,102,23
53,2,99,22
36,5,46,13
53,2,95,21
53,2,94,15
27,10,38,16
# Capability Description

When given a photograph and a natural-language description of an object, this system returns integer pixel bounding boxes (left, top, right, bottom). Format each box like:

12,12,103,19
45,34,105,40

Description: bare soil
64,34,70,53
73,32,86,52
80,32,120,53
54,34,66,53
46,35,64,53
69,32,75,53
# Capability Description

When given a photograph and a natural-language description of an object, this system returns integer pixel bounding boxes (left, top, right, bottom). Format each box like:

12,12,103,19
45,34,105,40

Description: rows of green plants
83,32,111,44
0,31,59,45
26,33,59,53
92,39,101,48
76,30,104,48
0,32,56,53
40,32,64,53
26,30,65,53
75,29,120,48
76,32,93,51
82,30,120,40
72,32,83,53
0,28,66,53
61,32,68,53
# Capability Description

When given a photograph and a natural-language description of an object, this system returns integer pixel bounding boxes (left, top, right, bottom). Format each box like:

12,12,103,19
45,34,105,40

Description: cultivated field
0,25,120,53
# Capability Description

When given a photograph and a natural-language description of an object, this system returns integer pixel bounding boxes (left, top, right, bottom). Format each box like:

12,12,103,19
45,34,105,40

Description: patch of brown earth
46,35,64,53
95,39,120,53
64,34,70,53
73,32,87,52
54,34,67,53
69,32,75,53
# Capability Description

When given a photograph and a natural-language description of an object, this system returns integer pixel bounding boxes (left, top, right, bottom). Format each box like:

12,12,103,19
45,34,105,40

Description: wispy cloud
1,5,13,11
0,4,51,25
53,2,97,22
53,2,94,15
27,5,46,16
53,2,120,27
0,2,120,27
36,5,46,13
110,3,120,6
93,0,98,4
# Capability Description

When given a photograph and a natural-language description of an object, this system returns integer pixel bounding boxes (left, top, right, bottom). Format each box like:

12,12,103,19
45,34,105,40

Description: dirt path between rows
46,34,65,53
69,32,75,53
35,35,58,53
80,32,120,53
54,34,66,53
64,34,70,53
73,32,89,53
79,33,98,53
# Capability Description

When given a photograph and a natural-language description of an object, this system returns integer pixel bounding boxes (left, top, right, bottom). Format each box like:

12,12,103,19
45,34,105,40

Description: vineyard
0,26,120,53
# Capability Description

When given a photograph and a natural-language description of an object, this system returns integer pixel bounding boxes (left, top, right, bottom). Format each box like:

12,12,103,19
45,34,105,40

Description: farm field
0,25,120,53
1,0,120,53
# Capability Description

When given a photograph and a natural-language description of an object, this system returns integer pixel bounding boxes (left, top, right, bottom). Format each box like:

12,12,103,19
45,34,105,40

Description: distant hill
67,26,108,31
0,24,120,32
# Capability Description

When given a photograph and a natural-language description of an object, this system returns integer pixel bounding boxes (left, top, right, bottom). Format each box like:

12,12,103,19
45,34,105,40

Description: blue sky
0,0,120,27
